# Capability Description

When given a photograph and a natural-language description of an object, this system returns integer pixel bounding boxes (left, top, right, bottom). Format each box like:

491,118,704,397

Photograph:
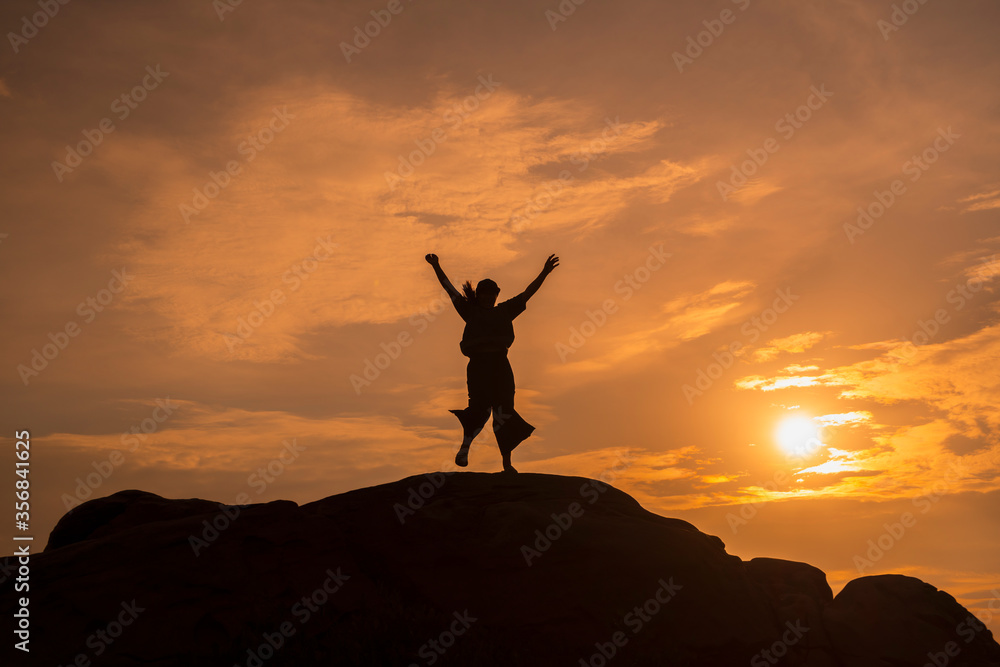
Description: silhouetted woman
425,253,559,473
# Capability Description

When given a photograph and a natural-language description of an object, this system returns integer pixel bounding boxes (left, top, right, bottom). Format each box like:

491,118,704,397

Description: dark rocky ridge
2,472,998,666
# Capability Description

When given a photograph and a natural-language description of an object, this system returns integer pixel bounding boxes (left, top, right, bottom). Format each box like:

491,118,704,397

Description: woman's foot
502,453,517,473
455,447,469,467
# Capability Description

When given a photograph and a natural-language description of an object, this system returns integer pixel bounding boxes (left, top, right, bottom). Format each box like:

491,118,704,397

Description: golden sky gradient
2,0,999,634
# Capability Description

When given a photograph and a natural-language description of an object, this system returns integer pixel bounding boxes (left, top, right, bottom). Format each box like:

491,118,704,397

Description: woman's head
462,279,500,307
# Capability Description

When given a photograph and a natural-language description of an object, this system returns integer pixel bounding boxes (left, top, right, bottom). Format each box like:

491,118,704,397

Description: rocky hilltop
2,472,998,666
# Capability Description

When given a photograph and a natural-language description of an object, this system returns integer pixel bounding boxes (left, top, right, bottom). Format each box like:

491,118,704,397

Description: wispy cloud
751,331,828,362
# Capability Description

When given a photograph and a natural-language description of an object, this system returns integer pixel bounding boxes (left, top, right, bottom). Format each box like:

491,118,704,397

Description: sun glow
776,415,823,458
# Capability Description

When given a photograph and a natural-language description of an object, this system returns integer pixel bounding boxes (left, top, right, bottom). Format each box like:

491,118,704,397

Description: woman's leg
490,357,534,472
493,404,534,472
450,357,491,466
450,407,489,466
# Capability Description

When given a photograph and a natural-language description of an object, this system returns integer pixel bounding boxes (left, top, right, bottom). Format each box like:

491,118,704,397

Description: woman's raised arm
519,254,559,302
425,254,462,301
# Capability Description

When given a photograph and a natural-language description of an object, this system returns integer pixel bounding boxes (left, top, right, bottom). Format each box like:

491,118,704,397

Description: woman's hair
461,279,499,304
461,280,477,303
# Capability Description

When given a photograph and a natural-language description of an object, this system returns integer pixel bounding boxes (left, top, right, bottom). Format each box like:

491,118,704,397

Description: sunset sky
2,0,999,634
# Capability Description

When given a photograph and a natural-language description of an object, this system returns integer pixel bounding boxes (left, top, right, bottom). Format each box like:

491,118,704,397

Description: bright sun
776,416,822,458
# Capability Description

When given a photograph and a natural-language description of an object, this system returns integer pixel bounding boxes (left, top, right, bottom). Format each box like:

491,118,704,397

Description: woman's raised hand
543,254,560,274
425,253,439,266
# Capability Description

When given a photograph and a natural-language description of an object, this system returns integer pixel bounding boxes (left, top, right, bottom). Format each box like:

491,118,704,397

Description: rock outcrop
2,472,998,666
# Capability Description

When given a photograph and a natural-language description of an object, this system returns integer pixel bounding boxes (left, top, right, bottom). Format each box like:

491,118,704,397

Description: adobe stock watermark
726,437,821,534
577,577,682,666
235,566,350,667
853,459,967,573
940,254,999,313
213,0,245,21
393,435,521,524
556,245,671,362
521,449,635,566
384,75,501,191
726,469,791,535
681,287,800,405
55,600,145,666
717,84,833,201
7,0,73,54
223,236,337,352
544,0,590,31
888,254,998,362
843,127,959,243
17,268,134,386
921,612,993,667
188,438,306,556
877,0,934,40
672,0,752,73
393,471,453,524
751,620,809,667
51,65,170,182
60,398,180,510
393,437,514,524
340,0,415,63
510,117,628,232
350,289,451,394
407,610,478,667
179,106,294,223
